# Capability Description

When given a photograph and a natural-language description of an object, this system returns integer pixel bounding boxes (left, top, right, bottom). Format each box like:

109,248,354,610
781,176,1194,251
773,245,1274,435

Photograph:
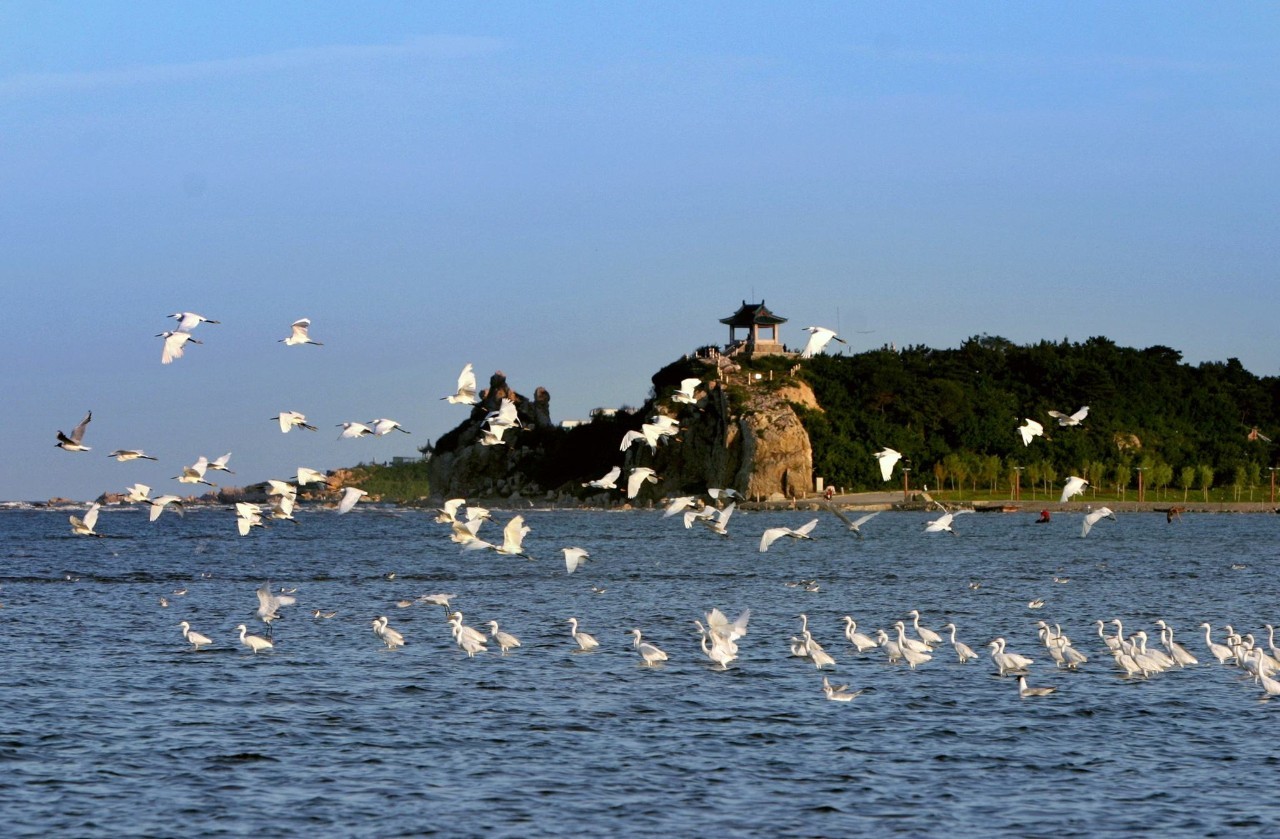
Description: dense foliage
798,336,1279,499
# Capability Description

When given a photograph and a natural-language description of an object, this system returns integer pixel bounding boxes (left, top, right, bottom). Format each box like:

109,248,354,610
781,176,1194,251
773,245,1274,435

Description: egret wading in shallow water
178,621,213,650
235,624,274,654
567,617,599,651
372,616,405,650
486,621,521,653
630,629,669,666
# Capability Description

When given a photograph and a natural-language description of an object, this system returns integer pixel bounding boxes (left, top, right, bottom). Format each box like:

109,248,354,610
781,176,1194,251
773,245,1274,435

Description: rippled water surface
3,505,1279,837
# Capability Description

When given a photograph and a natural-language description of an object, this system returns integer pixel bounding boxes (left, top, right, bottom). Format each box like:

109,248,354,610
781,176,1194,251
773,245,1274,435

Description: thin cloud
0,35,505,100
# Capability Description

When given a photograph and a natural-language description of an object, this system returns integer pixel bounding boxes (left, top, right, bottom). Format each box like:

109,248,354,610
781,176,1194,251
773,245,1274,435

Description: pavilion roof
719,300,787,327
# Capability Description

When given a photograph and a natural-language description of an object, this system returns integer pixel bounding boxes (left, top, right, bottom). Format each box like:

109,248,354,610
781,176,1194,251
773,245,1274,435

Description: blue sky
3,2,1277,502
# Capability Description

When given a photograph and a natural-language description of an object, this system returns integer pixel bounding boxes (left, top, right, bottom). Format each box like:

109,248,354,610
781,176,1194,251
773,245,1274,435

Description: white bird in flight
280,317,323,346
169,312,220,331
873,447,902,482
175,458,216,487
368,418,410,436
759,518,819,552
1060,476,1088,503
1017,418,1044,447
338,422,374,439
562,547,591,574
925,508,973,534
1081,506,1116,538
627,467,660,499
442,363,479,405
827,506,879,538
800,326,847,358
465,515,531,558
146,495,185,522
157,330,201,364
337,487,368,514
69,502,102,537
206,452,233,474
582,466,621,490
670,378,701,405
274,411,318,433
1048,406,1089,427
123,483,151,503
297,467,327,486
55,410,93,452
107,449,157,462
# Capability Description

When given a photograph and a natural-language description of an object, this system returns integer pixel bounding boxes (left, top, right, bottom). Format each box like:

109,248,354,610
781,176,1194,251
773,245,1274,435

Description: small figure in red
824,486,834,501
1036,510,1051,523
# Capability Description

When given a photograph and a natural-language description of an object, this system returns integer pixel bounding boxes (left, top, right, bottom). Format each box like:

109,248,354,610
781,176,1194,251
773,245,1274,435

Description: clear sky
3,2,1277,502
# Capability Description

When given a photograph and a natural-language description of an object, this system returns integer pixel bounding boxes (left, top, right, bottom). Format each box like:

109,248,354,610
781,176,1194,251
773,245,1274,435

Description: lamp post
1013,466,1025,502
902,467,911,502
1135,467,1145,504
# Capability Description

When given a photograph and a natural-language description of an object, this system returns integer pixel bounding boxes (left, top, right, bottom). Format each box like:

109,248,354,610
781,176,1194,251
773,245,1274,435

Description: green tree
1179,466,1196,502
1041,462,1058,499
1232,465,1248,502
1246,461,1262,501
1086,461,1108,499
1025,462,1044,500
1114,462,1131,501
980,454,1002,493
1198,464,1215,502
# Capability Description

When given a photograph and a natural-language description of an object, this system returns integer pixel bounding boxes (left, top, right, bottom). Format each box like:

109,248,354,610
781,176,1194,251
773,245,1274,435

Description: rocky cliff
426,360,818,503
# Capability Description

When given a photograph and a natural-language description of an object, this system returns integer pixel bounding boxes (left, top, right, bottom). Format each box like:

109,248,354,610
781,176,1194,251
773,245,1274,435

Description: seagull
1060,476,1088,503
169,312,220,331
1081,506,1116,538
280,317,323,346
629,629,669,665
873,447,902,482
799,326,846,358
337,487,368,514
157,331,202,364
123,483,151,503
826,506,879,538
368,418,410,436
108,449,157,462
562,547,591,574
670,378,701,405
582,466,621,490
442,363,479,405
1018,675,1057,698
178,621,214,650
822,676,864,701
146,495,185,522
567,617,600,651
338,422,374,439
255,582,296,630
236,624,274,654
1017,418,1044,447
69,503,102,537
1048,406,1089,427
273,411,318,433
55,410,93,452
627,467,660,500
759,518,819,552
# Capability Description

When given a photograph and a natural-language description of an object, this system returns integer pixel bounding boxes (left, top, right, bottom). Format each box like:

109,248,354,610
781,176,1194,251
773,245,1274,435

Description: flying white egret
297,467,327,486
255,582,296,630
169,312,220,331
338,422,374,439
236,624,274,654
694,620,738,669
55,410,93,452
178,621,214,650
69,503,102,537
924,508,973,534
567,617,600,651
368,418,410,436
337,487,368,514
235,502,265,536
487,621,522,653
701,502,735,536
799,326,846,358
419,593,458,615
442,363,479,405
280,317,322,346
582,466,621,490
206,452,233,473
1060,476,1088,503
1018,418,1045,446
620,425,663,453
157,330,201,364
630,629,669,665
123,483,151,503
708,487,741,501
670,378,701,405
1080,506,1116,537
627,467,660,499
826,506,879,538
479,424,510,446
759,518,819,552
108,449,157,462
146,495,185,522
435,498,466,523
1048,406,1089,427
176,458,215,486
562,547,591,574
663,496,698,518
873,447,902,482
483,398,521,430
273,411,317,433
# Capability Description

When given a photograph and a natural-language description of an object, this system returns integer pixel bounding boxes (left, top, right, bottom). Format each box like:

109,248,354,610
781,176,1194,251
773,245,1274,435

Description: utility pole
1013,466,1025,502
1135,467,1145,503
1270,466,1277,505
902,467,911,502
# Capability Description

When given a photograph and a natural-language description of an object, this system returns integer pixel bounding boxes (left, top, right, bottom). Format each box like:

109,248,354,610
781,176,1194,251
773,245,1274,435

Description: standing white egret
337,487,368,514
942,623,978,662
55,410,93,452
235,624,274,654
1200,623,1235,664
799,326,846,358
1081,507,1116,537
562,547,591,574
1154,619,1199,667
442,363,479,405
758,518,819,552
448,612,489,656
629,629,669,665
486,620,522,653
280,317,323,346
908,610,943,647
841,616,879,652
1060,476,1088,503
69,503,102,537
1017,418,1045,446
1048,406,1089,427
178,621,213,650
893,620,933,655
371,616,405,649
157,330,202,364
873,447,902,482
567,617,599,651
108,449,157,462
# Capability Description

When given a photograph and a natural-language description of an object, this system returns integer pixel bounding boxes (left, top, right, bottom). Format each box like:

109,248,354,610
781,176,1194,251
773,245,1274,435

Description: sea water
2,505,1278,837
